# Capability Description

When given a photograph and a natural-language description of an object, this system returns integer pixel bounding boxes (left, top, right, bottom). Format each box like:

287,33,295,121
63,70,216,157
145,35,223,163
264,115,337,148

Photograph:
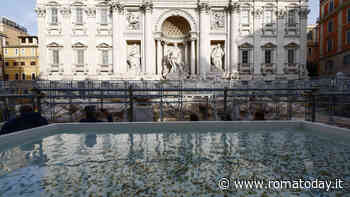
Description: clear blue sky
0,0,319,36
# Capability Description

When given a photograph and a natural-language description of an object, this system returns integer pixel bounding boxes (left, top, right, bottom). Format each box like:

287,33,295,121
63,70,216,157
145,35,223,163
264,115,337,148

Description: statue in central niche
162,43,184,79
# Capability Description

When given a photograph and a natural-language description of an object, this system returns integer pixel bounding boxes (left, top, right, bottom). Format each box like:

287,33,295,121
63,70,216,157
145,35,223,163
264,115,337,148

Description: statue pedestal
165,72,187,80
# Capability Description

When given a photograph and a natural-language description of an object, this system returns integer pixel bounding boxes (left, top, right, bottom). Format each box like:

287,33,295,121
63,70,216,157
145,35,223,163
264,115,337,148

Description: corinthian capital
60,7,71,17
228,2,240,14
298,7,310,19
112,1,125,14
35,7,46,17
142,1,153,13
198,2,210,13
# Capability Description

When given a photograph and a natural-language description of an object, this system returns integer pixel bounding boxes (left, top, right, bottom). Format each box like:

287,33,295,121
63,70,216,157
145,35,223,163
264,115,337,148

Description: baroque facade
36,0,309,81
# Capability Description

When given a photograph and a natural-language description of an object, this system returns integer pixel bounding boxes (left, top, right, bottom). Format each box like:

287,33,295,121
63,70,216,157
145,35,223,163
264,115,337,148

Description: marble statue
162,43,184,79
211,44,224,72
127,44,141,73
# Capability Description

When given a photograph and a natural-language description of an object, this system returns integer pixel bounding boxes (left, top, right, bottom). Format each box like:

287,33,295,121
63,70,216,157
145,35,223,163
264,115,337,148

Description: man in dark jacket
0,105,48,135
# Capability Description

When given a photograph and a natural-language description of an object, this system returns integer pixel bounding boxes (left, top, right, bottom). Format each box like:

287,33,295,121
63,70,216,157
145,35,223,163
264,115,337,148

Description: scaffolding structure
0,76,349,125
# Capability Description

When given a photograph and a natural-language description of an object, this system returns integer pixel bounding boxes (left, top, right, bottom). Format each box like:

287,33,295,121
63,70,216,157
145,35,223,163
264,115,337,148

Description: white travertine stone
36,0,309,81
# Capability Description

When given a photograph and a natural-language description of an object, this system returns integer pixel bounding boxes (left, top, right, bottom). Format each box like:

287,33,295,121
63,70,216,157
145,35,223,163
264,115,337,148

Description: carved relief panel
126,11,141,31
211,10,225,31
127,41,142,73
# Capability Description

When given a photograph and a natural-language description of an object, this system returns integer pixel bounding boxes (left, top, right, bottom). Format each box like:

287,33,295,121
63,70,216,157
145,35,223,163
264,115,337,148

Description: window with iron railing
265,49,272,64
77,49,84,65
288,49,295,64
76,8,83,25
51,8,58,25
53,49,59,65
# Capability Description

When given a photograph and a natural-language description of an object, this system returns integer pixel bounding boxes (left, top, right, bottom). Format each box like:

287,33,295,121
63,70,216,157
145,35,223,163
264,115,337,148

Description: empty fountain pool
0,121,349,197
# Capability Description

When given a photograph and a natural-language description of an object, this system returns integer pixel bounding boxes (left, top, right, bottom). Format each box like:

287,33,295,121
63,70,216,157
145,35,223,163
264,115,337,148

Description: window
288,49,295,64
15,48,19,56
32,73,36,80
327,39,333,52
241,10,249,25
51,8,58,25
5,62,9,66
13,62,18,66
328,21,333,33
21,62,25,66
29,37,33,43
15,73,19,80
21,48,25,56
347,30,350,44
307,32,313,40
4,49,7,55
264,10,273,25
242,50,249,64
4,74,9,81
288,10,296,26
32,48,36,56
329,0,334,12
265,49,272,64
21,38,26,44
344,55,350,65
76,8,83,25
308,47,312,56
53,50,59,65
22,73,25,80
30,61,36,65
101,8,108,25
102,50,109,65
77,50,84,65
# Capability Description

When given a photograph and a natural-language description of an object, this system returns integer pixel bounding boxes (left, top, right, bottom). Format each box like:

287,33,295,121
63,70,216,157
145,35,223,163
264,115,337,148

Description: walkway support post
311,89,316,122
224,87,228,115
128,85,134,122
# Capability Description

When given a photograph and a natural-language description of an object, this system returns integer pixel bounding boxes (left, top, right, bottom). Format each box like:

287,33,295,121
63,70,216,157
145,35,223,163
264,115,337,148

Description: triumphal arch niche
158,15,193,79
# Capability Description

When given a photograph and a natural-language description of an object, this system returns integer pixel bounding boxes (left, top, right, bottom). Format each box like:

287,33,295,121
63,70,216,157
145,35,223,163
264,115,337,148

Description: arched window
32,73,36,80
22,73,26,80
15,73,19,80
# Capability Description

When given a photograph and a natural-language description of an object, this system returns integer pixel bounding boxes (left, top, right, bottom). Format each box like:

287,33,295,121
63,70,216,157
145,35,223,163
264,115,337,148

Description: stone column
198,3,210,76
85,7,97,76
60,7,73,77
229,3,239,75
35,7,48,79
112,3,124,74
184,41,188,72
191,39,196,75
157,39,162,75
276,8,286,76
299,7,310,78
143,2,155,75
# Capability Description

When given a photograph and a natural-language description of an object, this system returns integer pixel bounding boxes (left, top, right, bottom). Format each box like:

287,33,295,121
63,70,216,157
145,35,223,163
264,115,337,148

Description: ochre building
3,36,39,80
319,0,350,76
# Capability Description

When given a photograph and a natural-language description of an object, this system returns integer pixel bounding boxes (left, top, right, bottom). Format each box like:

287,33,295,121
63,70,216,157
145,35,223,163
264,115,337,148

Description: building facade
36,0,309,81
307,24,320,76
3,36,39,80
319,0,350,76
0,17,29,80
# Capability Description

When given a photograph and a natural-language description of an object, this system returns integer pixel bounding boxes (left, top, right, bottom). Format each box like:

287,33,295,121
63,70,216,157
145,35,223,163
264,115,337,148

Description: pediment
261,42,277,48
47,42,62,47
284,42,299,48
71,0,85,6
46,1,60,6
239,42,253,48
72,42,87,48
97,43,112,48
